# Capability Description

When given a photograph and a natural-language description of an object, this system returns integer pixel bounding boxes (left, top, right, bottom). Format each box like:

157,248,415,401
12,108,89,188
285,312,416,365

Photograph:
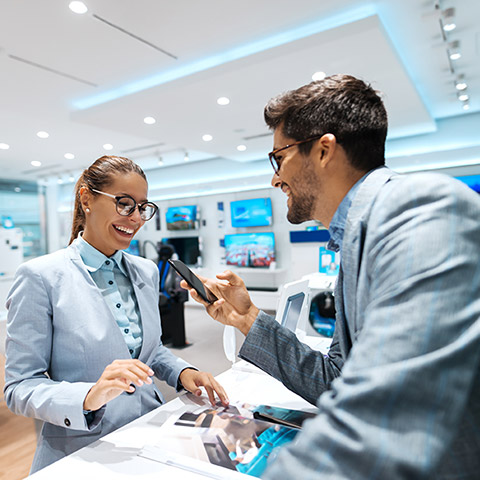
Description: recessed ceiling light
14,187,21,193
37,131,49,139
57,177,64,185
103,143,113,150
217,97,230,106
31,160,42,167
184,152,190,162
64,153,75,160
312,71,326,81
69,174,75,182
0,143,9,150
69,1,88,14
237,145,247,151
144,116,156,124
202,134,213,142
463,103,470,111
457,92,469,102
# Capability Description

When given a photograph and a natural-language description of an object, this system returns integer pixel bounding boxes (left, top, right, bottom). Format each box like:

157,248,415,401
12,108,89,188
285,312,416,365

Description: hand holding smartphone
168,259,218,304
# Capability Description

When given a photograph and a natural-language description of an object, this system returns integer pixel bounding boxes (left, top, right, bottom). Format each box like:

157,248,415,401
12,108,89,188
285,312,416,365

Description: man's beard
286,167,318,224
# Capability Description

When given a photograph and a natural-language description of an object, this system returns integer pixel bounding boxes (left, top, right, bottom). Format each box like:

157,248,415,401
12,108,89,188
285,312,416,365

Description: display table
28,362,316,479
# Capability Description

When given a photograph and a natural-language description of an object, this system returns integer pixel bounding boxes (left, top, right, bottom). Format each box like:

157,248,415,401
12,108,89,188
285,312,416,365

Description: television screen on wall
124,239,141,256
224,232,275,268
230,198,273,228
162,237,200,266
166,205,197,231
456,174,480,193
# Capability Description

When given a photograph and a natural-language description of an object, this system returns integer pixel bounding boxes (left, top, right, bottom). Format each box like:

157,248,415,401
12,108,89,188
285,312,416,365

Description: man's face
270,129,319,224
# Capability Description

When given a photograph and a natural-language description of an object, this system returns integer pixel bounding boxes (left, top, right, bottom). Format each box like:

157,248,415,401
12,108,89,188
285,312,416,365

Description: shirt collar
73,233,127,275
327,171,370,253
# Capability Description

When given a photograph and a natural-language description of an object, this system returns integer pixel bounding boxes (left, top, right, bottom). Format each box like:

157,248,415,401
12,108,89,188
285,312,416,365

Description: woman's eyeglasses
268,134,324,175
90,189,158,221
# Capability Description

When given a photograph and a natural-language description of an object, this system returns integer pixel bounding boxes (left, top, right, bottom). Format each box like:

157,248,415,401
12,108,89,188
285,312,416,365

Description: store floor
0,305,247,479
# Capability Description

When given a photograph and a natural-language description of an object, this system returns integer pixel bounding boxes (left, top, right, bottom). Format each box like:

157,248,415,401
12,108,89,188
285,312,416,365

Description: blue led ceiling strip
73,4,376,110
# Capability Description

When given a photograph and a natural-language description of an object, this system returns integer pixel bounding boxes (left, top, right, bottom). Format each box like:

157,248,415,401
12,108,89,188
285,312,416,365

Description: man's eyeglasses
91,189,158,221
268,134,324,175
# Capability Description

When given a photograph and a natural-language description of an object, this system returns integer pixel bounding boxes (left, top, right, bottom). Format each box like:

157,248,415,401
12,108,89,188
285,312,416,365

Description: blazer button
64,418,71,427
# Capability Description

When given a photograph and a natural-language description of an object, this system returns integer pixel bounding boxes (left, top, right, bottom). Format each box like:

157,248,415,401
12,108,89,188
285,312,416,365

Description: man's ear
317,134,337,167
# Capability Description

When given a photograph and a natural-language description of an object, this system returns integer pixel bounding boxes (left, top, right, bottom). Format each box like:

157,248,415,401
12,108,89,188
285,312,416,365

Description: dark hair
69,155,147,244
264,74,387,171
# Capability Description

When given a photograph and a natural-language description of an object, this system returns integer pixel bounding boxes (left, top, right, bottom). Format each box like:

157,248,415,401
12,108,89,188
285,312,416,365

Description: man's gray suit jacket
240,167,480,479
4,243,192,473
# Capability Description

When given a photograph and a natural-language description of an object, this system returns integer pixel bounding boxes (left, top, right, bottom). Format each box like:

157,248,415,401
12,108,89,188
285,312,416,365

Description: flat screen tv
224,232,275,268
230,198,273,228
166,205,197,231
124,239,141,256
162,237,200,266
456,174,480,193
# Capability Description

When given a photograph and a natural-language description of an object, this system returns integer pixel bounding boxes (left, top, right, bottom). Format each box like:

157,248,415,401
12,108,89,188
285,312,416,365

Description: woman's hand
83,359,154,411
180,270,259,336
179,368,229,406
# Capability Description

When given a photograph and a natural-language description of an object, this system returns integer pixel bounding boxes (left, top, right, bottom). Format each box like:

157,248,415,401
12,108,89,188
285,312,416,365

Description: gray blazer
240,167,480,479
4,243,192,473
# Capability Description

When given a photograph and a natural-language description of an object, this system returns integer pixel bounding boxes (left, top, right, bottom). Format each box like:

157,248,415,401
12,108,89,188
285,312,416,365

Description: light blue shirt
74,235,143,358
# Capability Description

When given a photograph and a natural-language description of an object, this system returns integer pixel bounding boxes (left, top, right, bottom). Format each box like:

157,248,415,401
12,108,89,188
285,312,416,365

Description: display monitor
166,205,197,231
124,239,141,256
230,198,272,228
456,174,480,193
224,232,275,268
162,236,200,266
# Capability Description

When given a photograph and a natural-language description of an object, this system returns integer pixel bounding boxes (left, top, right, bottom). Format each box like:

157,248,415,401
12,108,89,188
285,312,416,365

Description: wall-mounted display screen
124,239,141,256
224,232,275,268
230,198,272,228
456,174,480,193
162,236,200,266
166,205,197,231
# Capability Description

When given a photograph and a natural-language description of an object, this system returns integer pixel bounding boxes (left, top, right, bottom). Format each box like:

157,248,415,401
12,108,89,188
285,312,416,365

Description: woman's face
81,172,148,257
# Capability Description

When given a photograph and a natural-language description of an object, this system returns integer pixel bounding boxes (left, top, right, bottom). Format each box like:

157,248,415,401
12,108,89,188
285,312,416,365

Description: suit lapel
340,167,397,334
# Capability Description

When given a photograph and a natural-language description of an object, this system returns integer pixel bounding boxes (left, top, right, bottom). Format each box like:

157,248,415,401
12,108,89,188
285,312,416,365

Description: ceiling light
14,187,21,193
57,177,64,185
103,143,113,150
184,152,189,162
312,71,326,81
64,153,75,160
144,116,156,124
37,131,49,139
217,97,230,106
69,1,88,14
455,75,467,91
157,156,164,166
31,160,42,167
448,40,461,61
457,92,469,102
442,8,456,32
69,174,75,182
0,143,9,150
202,134,213,142
237,145,247,151
463,103,470,111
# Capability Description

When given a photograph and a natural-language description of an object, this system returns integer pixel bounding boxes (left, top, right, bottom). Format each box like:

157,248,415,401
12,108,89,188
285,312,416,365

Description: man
184,75,480,478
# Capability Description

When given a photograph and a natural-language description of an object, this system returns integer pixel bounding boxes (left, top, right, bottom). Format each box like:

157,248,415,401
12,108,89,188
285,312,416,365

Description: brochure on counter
139,401,316,479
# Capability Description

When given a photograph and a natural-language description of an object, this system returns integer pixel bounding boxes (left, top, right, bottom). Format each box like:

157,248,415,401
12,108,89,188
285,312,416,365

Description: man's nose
271,173,281,188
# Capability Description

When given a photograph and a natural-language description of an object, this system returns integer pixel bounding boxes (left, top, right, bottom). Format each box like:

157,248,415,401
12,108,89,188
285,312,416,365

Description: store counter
28,362,316,480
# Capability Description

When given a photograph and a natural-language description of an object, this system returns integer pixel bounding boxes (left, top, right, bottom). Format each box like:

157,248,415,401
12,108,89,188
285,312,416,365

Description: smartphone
168,259,218,304
252,404,316,429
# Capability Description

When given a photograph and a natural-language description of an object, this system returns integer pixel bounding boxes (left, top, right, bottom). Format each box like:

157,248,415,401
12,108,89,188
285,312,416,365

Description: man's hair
264,74,387,172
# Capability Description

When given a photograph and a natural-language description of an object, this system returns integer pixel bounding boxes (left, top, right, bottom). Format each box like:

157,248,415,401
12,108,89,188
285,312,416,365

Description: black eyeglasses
268,134,323,175
91,189,158,221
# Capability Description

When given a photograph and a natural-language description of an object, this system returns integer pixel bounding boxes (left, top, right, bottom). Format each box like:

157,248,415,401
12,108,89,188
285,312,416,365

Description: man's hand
180,270,259,336
179,368,229,406
83,359,153,411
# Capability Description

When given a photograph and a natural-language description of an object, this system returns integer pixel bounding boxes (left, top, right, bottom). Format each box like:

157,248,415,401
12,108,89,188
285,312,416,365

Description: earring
85,208,90,213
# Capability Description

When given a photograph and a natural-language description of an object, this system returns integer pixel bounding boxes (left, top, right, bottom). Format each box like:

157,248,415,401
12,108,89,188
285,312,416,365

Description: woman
4,155,228,473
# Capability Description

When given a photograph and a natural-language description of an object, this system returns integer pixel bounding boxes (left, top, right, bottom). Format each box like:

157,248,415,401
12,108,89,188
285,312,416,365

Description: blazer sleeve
263,176,480,479
239,311,344,405
147,263,194,389
4,262,102,431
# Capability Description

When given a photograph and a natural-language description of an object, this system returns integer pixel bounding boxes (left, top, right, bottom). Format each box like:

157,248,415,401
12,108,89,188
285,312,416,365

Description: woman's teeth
114,225,134,235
